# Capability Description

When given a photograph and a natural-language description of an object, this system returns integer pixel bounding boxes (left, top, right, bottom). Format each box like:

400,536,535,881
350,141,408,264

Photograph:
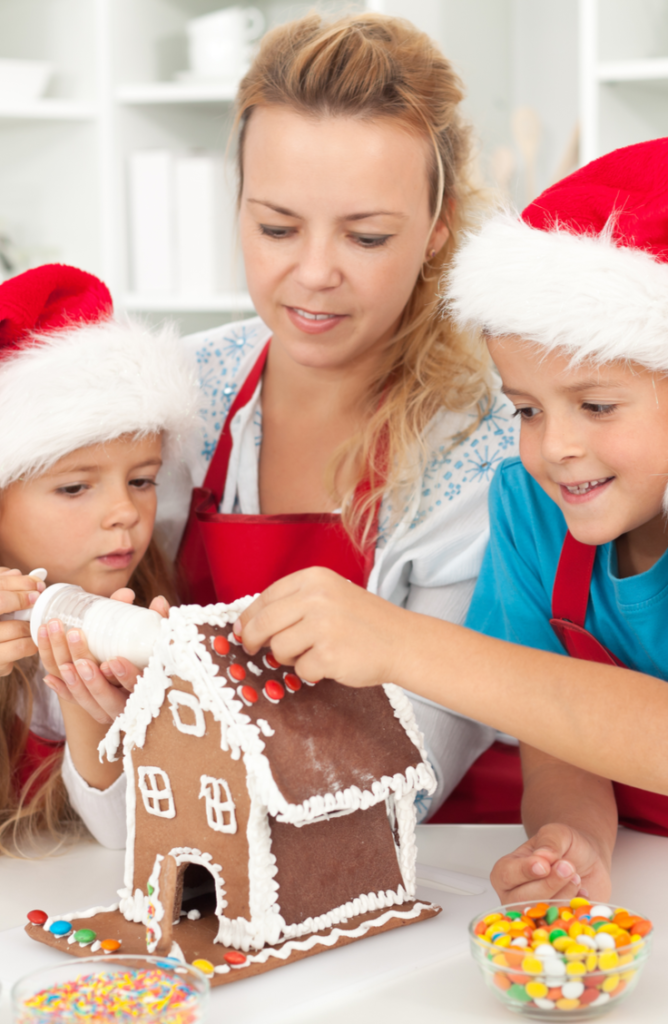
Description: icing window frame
167,689,206,737
199,775,237,834
138,766,176,818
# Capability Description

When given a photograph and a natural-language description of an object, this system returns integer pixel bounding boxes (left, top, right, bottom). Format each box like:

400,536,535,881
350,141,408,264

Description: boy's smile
488,336,668,574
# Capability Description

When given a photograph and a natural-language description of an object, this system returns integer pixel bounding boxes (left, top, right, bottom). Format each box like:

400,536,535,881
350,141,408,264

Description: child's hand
237,567,404,687
490,823,612,905
38,590,170,725
0,567,45,675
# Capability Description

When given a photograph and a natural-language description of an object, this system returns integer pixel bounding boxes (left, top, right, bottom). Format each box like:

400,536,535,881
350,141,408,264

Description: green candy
74,928,96,945
549,927,568,941
507,984,532,1003
545,906,559,925
505,911,522,920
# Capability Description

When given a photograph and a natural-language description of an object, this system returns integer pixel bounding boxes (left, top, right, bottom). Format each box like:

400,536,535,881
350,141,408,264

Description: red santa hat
0,265,199,514
446,137,668,370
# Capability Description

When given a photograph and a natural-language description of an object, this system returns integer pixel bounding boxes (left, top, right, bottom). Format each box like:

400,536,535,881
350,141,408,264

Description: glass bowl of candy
12,954,209,1023
469,899,653,1020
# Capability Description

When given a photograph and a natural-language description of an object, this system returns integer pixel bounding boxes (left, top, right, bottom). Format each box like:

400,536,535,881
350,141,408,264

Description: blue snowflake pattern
253,407,263,447
222,323,256,359
414,789,434,824
481,395,514,435
465,445,504,482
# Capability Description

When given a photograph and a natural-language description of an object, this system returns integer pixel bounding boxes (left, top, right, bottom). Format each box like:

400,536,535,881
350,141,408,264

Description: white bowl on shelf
0,59,53,103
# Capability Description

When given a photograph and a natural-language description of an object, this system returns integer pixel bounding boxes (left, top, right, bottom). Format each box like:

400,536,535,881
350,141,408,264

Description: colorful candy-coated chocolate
27,910,48,926
212,635,230,656
74,928,96,945
191,959,214,975
100,938,121,953
49,921,72,937
224,950,247,966
475,900,651,1015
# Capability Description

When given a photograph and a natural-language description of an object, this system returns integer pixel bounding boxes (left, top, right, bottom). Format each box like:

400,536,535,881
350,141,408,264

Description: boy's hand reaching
490,823,612,905
39,590,170,725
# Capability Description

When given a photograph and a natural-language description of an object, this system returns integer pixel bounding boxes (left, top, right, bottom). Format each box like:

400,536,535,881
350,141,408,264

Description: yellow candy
597,923,620,936
566,962,586,976
601,974,620,993
479,936,491,945
560,910,574,921
532,928,549,943
509,923,527,935
585,953,598,972
582,925,596,937
492,954,509,967
565,943,589,960
556,999,580,1010
525,981,548,999
568,922,584,939
621,969,637,982
484,913,503,925
599,950,619,971
630,935,643,946
618,953,634,967
570,897,590,907
552,936,572,952
191,959,215,975
521,956,544,974
493,934,512,947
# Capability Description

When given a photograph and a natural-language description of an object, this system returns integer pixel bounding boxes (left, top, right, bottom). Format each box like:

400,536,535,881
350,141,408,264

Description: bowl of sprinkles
469,898,653,1019
11,955,209,1024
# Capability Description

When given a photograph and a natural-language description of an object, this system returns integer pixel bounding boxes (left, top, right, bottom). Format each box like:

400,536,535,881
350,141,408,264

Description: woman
45,11,516,845
176,12,516,819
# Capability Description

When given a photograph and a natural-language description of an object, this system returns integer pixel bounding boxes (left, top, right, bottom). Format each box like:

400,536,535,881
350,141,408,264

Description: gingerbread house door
147,849,229,955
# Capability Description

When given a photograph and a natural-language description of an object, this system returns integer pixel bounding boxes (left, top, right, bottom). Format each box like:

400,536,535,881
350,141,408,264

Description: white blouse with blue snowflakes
184,316,519,609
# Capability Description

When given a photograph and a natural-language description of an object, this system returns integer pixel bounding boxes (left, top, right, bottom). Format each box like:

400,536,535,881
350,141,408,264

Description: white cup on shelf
0,59,52,104
185,6,265,85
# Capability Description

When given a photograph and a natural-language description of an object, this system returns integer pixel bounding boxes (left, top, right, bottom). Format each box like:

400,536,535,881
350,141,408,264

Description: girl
236,137,668,903
173,11,517,819
0,263,197,852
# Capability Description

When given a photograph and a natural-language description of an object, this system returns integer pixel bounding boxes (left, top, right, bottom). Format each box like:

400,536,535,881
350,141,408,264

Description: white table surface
0,824,664,1022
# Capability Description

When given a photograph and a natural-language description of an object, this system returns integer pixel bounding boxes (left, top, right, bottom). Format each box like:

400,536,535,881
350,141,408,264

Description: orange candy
504,951,525,970
508,973,530,985
572,904,592,919
579,989,601,1005
611,980,627,998
493,973,511,991
631,919,652,937
526,903,550,919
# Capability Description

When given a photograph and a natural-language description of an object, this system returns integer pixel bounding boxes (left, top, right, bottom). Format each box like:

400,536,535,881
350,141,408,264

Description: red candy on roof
238,685,258,706
264,652,281,670
228,664,246,682
213,635,230,657
264,680,285,703
27,909,48,926
284,673,301,693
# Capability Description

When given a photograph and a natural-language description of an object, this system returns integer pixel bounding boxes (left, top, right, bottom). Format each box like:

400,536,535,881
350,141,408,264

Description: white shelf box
598,57,668,81
122,292,254,313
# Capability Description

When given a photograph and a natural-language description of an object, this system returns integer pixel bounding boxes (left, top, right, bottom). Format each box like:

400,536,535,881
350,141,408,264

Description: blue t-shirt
466,456,668,682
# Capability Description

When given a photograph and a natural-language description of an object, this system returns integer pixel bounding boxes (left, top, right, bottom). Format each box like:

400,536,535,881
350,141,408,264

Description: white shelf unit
580,0,668,164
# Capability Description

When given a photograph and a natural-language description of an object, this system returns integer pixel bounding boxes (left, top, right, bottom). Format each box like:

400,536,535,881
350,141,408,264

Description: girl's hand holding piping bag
39,590,171,725
0,568,45,675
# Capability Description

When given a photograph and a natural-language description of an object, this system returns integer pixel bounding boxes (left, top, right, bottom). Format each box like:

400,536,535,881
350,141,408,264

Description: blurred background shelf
0,100,96,120
0,0,666,334
117,82,237,105
124,292,254,313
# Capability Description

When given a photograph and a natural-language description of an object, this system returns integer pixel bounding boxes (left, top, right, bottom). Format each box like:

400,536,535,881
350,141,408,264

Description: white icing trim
169,847,228,920
199,776,237,834
280,885,410,941
247,661,262,677
168,690,206,737
145,854,165,954
394,791,418,897
42,904,118,929
90,940,101,952
138,766,176,818
256,719,274,737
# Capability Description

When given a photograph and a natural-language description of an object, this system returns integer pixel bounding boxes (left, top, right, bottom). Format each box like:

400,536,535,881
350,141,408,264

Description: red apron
177,341,379,605
550,531,668,836
13,724,64,802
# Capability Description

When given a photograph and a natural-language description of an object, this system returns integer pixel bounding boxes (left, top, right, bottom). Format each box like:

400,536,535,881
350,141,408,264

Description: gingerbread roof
101,601,435,825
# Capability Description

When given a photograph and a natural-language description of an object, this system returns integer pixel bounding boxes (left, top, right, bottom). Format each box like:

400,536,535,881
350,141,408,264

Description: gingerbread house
27,599,440,985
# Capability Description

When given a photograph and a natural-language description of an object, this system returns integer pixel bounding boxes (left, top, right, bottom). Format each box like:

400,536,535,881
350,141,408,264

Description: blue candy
49,920,72,937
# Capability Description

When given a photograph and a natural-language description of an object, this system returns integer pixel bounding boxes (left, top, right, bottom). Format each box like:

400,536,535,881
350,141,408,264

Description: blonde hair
0,538,176,856
235,11,492,542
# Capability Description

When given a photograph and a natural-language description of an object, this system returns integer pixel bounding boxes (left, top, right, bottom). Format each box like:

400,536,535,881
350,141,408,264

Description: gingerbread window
167,689,206,737
138,766,176,818
199,775,237,834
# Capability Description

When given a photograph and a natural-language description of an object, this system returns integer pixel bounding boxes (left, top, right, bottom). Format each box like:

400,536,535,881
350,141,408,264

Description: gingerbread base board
26,901,441,988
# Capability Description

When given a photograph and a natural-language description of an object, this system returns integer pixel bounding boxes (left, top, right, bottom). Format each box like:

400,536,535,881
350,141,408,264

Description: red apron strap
551,530,596,626
202,341,270,505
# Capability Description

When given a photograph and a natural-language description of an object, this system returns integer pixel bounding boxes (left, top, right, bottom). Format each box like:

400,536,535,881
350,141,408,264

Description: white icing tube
30,583,163,667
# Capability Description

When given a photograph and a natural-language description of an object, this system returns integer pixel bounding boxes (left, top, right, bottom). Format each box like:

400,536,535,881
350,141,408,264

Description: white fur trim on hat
446,212,668,371
0,316,200,493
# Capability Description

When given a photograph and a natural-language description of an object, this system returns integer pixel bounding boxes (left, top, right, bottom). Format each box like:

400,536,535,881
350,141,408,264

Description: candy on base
26,599,440,987
470,900,652,1019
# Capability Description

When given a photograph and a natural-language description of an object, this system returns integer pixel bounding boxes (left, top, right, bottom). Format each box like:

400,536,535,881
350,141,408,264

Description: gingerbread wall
131,675,251,924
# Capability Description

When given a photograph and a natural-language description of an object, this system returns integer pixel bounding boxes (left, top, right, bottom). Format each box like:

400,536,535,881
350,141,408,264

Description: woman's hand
39,590,170,725
237,566,405,687
490,822,612,905
0,567,45,675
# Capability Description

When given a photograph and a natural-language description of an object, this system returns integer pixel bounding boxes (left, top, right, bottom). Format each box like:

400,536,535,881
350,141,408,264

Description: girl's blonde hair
235,11,491,541
0,538,176,856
